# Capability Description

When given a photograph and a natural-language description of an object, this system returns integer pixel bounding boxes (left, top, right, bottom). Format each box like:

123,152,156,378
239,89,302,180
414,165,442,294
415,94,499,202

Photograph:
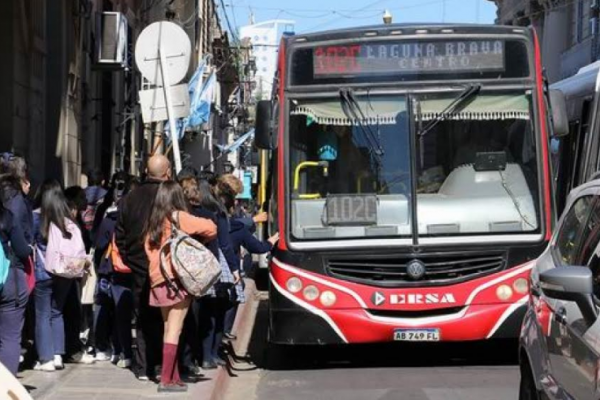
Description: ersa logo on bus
371,292,457,306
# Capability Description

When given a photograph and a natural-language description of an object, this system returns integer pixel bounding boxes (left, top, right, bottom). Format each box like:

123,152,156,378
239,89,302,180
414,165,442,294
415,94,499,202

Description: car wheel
519,361,540,400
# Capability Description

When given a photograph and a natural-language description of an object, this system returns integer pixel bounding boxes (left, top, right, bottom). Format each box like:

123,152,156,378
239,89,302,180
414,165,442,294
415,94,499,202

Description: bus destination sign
313,40,505,77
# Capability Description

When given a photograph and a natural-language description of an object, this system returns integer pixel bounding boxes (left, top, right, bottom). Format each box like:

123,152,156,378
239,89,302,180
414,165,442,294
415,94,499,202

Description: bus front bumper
269,257,532,345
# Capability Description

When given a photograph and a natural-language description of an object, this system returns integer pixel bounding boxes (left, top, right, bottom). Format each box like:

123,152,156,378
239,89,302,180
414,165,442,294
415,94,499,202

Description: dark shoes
157,381,188,393
201,360,218,370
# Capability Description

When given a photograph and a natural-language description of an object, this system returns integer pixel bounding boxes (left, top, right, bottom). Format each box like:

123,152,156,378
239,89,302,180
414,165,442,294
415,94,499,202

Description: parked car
520,180,600,400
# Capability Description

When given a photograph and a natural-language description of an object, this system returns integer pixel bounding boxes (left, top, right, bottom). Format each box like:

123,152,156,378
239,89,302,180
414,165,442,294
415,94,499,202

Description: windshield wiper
339,89,385,158
418,84,481,137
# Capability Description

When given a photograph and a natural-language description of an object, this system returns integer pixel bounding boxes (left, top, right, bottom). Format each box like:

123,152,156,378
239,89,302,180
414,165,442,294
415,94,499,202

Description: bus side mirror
255,100,273,149
549,89,569,138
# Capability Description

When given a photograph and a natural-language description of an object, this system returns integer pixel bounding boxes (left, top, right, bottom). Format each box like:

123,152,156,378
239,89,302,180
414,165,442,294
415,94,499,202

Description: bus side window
573,100,592,187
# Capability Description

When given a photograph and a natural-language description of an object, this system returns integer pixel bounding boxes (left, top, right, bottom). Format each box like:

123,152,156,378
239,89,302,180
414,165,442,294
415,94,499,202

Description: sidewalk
17,278,262,400
19,361,219,400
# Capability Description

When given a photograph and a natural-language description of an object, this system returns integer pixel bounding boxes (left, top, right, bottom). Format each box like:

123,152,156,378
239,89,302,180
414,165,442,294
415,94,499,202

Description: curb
199,278,260,400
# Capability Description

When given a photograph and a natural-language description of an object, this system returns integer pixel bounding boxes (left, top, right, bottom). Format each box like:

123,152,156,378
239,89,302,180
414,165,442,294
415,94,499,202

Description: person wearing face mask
91,172,135,367
83,169,107,234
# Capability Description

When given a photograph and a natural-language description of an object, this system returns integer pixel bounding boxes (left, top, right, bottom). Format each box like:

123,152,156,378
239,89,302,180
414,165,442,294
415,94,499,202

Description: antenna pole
442,0,446,22
159,45,182,173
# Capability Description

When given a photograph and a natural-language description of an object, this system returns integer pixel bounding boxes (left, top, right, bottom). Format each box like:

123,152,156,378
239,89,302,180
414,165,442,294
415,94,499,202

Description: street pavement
225,300,521,400
18,360,218,400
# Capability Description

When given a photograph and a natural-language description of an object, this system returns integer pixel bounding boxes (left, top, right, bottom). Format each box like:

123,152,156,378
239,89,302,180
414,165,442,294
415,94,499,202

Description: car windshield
287,91,540,240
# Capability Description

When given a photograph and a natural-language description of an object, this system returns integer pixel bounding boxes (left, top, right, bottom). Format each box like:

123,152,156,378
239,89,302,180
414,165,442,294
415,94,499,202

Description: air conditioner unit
96,12,128,68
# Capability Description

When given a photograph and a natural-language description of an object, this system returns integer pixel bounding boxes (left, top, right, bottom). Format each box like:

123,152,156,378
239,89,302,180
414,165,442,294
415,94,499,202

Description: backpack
160,212,221,297
45,219,88,278
0,243,10,291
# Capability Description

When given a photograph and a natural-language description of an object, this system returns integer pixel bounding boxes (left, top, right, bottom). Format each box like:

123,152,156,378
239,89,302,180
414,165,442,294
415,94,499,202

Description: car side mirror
540,266,597,324
549,89,569,138
255,100,273,149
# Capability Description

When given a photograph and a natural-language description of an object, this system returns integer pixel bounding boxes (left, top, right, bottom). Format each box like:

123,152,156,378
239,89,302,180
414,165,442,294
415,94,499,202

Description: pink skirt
149,280,189,307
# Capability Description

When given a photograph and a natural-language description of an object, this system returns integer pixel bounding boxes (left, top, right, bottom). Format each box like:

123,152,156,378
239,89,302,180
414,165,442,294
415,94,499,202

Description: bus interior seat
417,163,538,233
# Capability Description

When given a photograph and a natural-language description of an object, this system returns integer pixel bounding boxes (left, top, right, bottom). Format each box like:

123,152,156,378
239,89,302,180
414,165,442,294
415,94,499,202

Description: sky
220,0,498,35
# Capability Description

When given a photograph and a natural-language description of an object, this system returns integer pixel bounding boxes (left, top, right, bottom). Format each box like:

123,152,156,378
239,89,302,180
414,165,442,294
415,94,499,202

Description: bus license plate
394,329,440,342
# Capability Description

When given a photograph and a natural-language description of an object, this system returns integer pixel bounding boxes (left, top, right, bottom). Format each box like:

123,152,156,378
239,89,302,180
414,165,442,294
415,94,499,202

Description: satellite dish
135,21,191,86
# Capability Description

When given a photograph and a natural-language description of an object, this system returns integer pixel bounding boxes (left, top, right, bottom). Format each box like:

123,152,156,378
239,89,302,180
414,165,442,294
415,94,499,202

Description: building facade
490,0,600,83
0,0,243,188
239,19,295,100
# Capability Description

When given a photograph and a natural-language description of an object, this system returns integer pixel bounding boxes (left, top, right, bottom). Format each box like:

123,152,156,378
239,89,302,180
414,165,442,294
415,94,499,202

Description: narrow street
225,284,521,400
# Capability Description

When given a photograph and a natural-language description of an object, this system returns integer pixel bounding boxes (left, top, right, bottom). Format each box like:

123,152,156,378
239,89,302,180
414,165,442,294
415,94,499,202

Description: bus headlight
320,291,337,307
286,277,303,293
496,284,513,301
303,285,320,301
513,278,529,295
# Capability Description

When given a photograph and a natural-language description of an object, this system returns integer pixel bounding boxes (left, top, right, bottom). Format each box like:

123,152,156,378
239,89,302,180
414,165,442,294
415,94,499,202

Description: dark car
520,180,600,400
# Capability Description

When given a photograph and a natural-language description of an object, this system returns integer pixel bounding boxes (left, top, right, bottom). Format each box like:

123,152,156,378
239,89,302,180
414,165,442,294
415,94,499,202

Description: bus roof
551,61,600,119
288,24,532,44
551,61,600,99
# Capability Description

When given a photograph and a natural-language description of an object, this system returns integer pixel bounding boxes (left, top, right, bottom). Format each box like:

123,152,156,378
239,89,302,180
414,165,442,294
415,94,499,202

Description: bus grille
325,252,507,287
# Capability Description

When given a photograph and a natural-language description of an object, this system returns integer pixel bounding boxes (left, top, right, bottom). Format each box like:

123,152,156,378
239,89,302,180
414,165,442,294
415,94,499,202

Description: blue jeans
0,268,29,375
198,297,230,363
34,279,54,362
51,276,75,356
111,277,133,359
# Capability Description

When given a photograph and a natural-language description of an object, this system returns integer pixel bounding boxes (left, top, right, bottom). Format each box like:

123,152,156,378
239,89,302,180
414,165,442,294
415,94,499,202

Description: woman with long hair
144,181,216,393
0,178,32,376
190,177,242,369
32,180,62,371
0,153,32,375
36,181,84,370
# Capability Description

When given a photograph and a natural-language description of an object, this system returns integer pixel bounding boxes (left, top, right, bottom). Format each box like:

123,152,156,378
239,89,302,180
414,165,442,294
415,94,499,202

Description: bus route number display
313,40,505,77
325,194,378,226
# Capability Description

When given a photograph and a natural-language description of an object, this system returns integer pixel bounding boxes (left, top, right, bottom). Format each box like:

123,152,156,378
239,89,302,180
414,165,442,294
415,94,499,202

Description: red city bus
254,24,568,344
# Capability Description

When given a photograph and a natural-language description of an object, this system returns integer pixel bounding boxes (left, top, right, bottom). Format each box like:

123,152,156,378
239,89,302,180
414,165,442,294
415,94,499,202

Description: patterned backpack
160,212,221,297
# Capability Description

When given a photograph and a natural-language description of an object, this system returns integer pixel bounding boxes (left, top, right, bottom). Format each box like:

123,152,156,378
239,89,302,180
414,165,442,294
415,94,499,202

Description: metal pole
159,45,183,173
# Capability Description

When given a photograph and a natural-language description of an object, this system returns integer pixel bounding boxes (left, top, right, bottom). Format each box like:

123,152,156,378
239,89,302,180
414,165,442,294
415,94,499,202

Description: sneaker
117,358,132,369
34,361,56,372
53,355,64,370
201,360,217,370
137,374,150,382
80,353,96,364
110,355,119,364
185,364,202,377
95,352,111,362
157,382,188,393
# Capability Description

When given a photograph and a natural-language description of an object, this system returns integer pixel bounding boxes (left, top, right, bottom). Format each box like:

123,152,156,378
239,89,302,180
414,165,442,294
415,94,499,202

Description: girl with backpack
144,181,216,393
34,180,88,371
0,180,32,376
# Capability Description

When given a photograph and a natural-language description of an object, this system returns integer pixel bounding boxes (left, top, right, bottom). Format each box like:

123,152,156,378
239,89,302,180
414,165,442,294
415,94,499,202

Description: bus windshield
288,90,540,240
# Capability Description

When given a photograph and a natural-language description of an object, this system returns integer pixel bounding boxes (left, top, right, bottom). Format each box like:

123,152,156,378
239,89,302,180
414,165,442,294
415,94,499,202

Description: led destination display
313,40,505,77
